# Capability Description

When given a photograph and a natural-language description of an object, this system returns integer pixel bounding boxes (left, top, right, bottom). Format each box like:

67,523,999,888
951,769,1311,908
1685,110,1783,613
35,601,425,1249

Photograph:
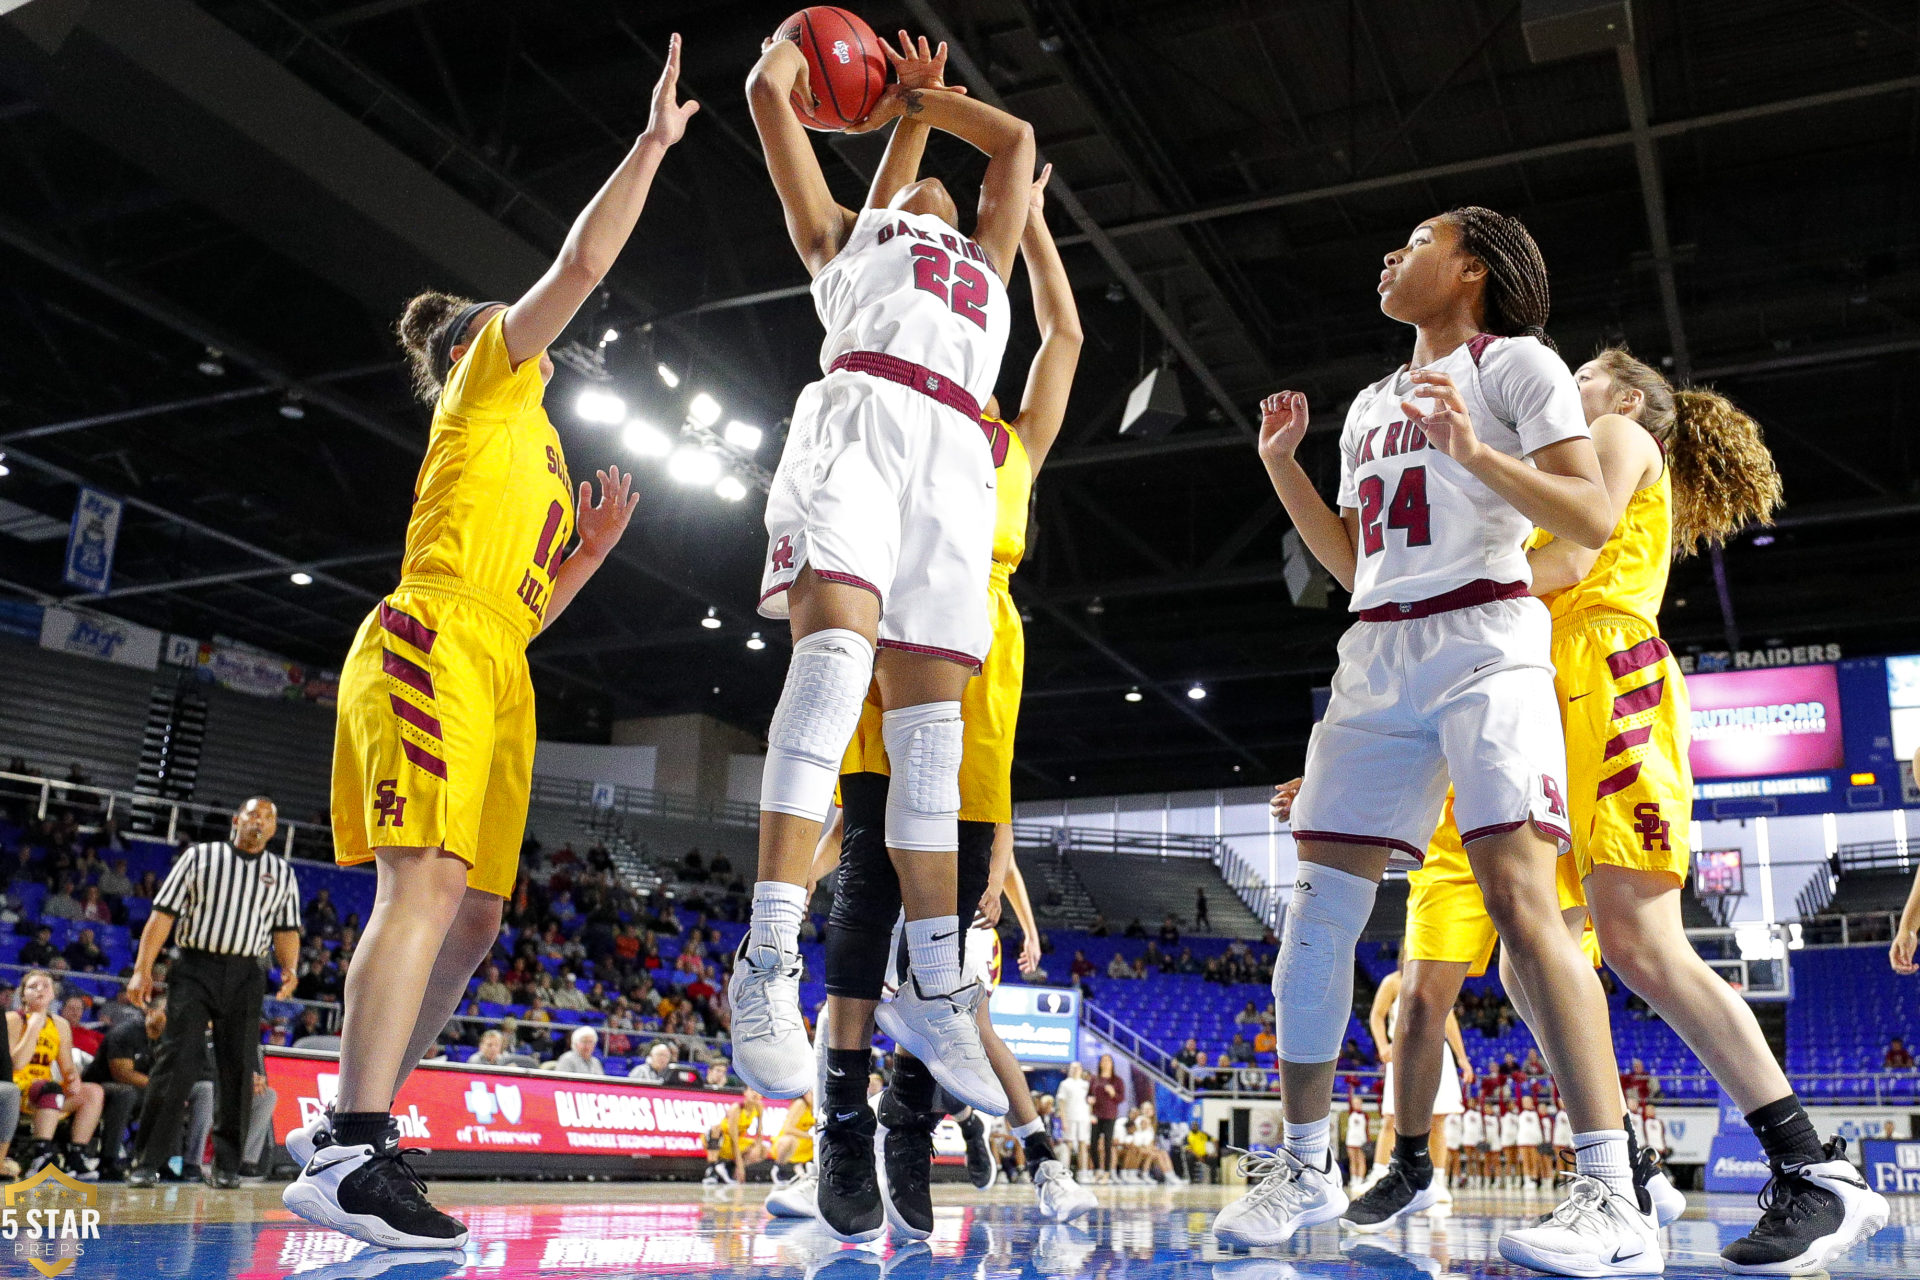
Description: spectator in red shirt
1089,1054,1126,1183
1069,951,1096,980
1620,1057,1653,1103
60,995,102,1056
1885,1038,1916,1070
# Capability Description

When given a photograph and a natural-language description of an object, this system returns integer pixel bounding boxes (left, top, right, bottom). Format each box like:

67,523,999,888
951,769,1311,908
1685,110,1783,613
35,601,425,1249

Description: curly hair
1444,206,1555,352
396,290,478,403
1589,348,1784,558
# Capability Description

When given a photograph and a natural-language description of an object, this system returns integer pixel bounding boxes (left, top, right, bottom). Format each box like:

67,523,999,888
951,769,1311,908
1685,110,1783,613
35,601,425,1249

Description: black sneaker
816,1104,884,1244
283,1140,469,1249
1721,1139,1891,1274
124,1166,160,1189
1340,1156,1440,1233
204,1168,242,1190
875,1088,935,1240
958,1113,996,1191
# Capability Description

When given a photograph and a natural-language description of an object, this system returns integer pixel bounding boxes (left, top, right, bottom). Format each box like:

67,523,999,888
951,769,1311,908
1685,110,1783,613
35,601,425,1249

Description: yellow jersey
12,1014,59,1090
399,310,575,639
985,416,1032,575
1534,462,1670,628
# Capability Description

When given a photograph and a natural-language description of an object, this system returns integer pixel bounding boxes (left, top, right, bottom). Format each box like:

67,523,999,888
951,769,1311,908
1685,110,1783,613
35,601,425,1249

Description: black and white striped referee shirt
151,841,302,957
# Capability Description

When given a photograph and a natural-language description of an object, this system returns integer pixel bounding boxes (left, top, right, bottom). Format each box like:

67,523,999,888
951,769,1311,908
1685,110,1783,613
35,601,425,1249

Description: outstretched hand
1401,369,1483,466
1256,391,1310,469
576,468,641,561
1028,162,1053,218
885,31,964,93
643,33,701,147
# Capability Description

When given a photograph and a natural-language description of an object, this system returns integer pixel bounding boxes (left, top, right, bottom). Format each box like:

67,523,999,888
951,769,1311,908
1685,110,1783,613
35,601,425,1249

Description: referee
124,796,301,1188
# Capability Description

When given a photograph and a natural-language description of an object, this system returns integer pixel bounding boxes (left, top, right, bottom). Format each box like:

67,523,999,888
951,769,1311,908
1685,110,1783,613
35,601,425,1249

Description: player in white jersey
1461,1106,1486,1184
1213,208,1656,1276
735,32,1035,1132
1517,1097,1547,1189
1344,1096,1371,1188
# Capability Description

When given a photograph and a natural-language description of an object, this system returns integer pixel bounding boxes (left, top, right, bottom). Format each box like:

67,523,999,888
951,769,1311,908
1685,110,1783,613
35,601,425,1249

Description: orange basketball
774,7,888,131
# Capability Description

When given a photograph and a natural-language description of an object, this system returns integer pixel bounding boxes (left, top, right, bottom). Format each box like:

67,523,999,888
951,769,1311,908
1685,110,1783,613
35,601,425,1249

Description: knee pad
1275,863,1378,1063
761,628,874,822
881,701,963,852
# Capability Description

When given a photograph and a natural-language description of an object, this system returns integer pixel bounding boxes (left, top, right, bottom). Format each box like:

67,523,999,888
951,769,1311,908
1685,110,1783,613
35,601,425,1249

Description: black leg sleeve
825,773,901,1000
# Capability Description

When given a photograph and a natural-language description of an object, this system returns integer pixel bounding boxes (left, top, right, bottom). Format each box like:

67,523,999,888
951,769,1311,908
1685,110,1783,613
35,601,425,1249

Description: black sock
1024,1131,1057,1168
1747,1094,1824,1166
824,1048,870,1118
333,1110,390,1148
1393,1132,1434,1186
890,1051,938,1114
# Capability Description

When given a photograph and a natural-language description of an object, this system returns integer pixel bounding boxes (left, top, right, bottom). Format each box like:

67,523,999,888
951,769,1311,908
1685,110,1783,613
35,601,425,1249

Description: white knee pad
1274,863,1378,1063
881,701,963,852
761,628,874,822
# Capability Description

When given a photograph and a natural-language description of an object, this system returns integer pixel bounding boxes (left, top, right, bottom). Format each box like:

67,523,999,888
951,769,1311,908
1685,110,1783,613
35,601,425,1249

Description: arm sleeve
152,847,197,917
1335,393,1369,509
440,308,546,419
1479,338,1589,457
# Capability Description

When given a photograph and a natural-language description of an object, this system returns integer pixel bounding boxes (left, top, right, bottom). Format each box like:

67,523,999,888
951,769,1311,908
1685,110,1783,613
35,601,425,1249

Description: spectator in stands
1521,1048,1547,1080
303,889,339,938
471,1030,511,1067
19,926,56,968
63,928,105,973
1176,1037,1201,1072
1105,952,1132,980
1620,1057,1653,1102
630,1042,676,1083
97,859,133,901
1123,916,1148,940
1194,888,1210,931
1234,1000,1261,1027
703,1061,731,1091
1227,1032,1254,1065
133,871,159,903
58,996,100,1056
681,849,706,882
1253,1021,1277,1057
41,879,81,922
1088,913,1110,938
1069,950,1095,980
1885,1037,1916,1070
1129,957,1148,980
554,1027,603,1076
1159,913,1180,945
84,991,163,1181
474,964,510,1005
1337,1037,1370,1071
550,973,589,1012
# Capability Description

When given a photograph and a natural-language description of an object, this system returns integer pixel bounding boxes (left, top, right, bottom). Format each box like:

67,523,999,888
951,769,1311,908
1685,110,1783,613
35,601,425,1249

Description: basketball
774,7,887,131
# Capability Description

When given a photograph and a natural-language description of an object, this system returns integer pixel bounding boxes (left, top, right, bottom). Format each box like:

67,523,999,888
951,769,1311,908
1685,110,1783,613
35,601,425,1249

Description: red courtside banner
265,1048,791,1162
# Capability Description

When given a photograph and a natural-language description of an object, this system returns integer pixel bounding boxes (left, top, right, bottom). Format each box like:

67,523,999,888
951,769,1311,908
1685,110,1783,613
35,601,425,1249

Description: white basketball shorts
1381,1041,1465,1119
1291,594,1572,868
759,369,996,666
1063,1110,1091,1144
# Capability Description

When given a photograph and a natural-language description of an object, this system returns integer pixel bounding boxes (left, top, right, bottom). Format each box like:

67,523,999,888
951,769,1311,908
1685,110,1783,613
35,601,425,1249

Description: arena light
574,389,627,425
656,363,680,388
723,421,763,452
288,571,314,586
687,392,723,427
622,419,673,458
714,475,748,502
701,607,722,630
1752,533,1776,547
278,396,306,420
1187,683,1208,701
668,446,721,487
1124,687,1143,703
196,347,225,377
601,327,620,345
0,452,9,478
746,631,766,651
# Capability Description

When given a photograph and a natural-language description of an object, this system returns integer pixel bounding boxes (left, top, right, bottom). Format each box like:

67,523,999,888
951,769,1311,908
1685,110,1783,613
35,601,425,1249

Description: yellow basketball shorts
331,584,535,898
1552,612,1693,903
839,576,1023,824
1406,794,1598,976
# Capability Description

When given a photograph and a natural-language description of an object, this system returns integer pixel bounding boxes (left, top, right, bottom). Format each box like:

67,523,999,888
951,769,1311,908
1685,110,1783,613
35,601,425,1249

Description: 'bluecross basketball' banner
1862,1139,1920,1194
62,487,122,593
1705,1085,1772,1194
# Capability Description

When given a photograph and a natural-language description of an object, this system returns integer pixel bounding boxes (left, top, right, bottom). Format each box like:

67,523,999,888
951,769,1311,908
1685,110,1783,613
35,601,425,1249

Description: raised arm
1010,166,1083,472
1527,413,1663,594
747,39,857,275
864,33,952,210
857,79,1034,280
502,34,699,365
1257,391,1361,592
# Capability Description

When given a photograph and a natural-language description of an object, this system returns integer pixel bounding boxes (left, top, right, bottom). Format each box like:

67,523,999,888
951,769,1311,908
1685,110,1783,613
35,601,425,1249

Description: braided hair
1444,206,1555,352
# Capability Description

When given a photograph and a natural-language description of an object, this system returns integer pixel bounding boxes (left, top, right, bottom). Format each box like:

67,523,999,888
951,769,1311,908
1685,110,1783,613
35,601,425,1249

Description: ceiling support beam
81,550,402,602
0,363,393,445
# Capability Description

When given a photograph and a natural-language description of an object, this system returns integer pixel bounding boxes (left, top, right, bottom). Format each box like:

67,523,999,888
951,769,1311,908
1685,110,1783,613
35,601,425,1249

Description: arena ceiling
0,0,1915,798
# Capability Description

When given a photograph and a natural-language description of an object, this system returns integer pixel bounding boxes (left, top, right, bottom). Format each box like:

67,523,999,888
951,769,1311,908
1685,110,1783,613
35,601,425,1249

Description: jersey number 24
1357,466,1433,556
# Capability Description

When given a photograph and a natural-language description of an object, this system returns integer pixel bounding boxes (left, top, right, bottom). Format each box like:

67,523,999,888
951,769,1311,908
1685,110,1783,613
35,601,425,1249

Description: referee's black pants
132,949,263,1175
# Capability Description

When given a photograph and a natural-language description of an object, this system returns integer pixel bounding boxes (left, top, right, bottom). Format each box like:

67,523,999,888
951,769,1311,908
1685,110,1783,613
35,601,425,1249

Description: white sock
1013,1118,1045,1140
1574,1129,1633,1200
1284,1117,1331,1171
905,914,963,996
749,880,807,955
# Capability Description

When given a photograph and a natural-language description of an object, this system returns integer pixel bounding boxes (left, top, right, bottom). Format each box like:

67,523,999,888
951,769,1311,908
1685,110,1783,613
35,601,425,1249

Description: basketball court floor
66,1180,1920,1279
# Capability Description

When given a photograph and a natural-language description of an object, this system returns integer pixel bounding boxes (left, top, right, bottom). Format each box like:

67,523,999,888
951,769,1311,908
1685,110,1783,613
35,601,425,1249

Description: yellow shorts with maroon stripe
1406,793,1599,977
1551,611,1692,903
331,581,535,898
840,574,1023,823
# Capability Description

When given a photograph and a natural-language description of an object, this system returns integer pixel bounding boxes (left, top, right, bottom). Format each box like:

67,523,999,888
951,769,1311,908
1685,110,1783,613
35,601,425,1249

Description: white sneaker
1212,1150,1348,1247
766,1168,819,1218
1034,1158,1097,1222
282,1142,470,1250
1034,1223,1097,1278
728,939,813,1098
284,1107,333,1169
1720,1141,1890,1274
1643,1168,1685,1228
873,978,1007,1116
1498,1175,1664,1276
